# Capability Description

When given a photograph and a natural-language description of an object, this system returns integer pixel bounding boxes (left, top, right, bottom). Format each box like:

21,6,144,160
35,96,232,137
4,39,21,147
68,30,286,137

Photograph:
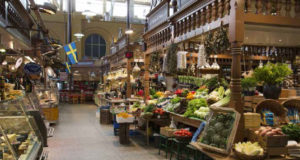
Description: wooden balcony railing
0,0,33,40
244,0,300,18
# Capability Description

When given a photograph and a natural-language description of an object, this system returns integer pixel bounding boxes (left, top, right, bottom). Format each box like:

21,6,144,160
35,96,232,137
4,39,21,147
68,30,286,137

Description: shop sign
148,3,168,30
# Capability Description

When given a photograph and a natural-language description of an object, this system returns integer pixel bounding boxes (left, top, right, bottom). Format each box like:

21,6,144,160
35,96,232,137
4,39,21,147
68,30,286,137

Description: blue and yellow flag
64,42,78,64
65,62,71,74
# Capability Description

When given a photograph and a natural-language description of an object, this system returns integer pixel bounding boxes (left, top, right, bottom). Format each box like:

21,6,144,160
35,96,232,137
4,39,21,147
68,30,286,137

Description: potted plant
254,63,292,99
241,77,257,96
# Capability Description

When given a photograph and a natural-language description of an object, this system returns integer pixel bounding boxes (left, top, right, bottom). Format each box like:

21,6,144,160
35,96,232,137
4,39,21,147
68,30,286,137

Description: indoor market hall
1,0,300,160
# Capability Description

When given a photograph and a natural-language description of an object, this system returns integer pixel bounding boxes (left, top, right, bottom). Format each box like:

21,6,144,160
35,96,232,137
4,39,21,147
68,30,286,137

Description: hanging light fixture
125,28,134,35
133,62,141,73
74,33,84,41
38,2,58,15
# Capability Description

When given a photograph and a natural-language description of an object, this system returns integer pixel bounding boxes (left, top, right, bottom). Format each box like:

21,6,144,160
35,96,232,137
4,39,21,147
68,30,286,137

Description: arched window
85,34,106,58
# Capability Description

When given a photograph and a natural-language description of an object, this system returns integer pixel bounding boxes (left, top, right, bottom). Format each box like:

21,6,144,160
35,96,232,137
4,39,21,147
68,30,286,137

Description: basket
233,148,265,160
244,113,261,129
160,127,176,137
141,113,153,120
255,99,287,117
174,135,192,142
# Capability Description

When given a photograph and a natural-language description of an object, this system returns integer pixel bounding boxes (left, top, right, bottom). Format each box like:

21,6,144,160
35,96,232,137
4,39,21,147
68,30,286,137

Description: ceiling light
0,48,6,53
2,60,7,65
125,28,134,35
38,3,57,15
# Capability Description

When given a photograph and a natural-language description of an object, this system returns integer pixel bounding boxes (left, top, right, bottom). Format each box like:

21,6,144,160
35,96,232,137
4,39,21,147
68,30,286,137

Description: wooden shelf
169,112,202,128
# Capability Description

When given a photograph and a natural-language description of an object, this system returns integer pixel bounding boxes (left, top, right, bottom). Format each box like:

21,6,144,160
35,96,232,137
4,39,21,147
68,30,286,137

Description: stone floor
46,104,164,160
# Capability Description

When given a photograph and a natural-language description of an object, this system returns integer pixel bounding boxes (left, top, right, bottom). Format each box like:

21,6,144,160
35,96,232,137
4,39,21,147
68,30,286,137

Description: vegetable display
282,124,300,142
154,108,165,115
183,98,208,118
174,129,192,137
234,142,264,156
200,112,235,149
254,126,284,137
207,86,225,104
194,107,210,119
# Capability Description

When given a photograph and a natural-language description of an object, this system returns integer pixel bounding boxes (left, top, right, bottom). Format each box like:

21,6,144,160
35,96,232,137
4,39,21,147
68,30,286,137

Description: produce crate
246,129,288,148
265,135,288,147
244,113,261,129
100,109,112,124
198,106,241,155
160,127,177,137
280,89,297,98
246,129,266,148
42,107,59,123
119,123,130,144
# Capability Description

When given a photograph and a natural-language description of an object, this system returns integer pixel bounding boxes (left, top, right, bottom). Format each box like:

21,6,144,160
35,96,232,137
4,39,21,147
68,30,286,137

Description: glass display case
33,85,59,124
0,116,42,160
0,98,45,148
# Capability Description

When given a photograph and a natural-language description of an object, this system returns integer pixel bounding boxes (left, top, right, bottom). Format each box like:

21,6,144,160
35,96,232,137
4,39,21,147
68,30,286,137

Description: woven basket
233,148,265,160
255,99,287,117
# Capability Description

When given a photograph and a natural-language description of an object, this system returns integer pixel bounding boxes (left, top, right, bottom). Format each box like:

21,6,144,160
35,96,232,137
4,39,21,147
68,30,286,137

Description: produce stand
169,112,202,128
140,0,300,159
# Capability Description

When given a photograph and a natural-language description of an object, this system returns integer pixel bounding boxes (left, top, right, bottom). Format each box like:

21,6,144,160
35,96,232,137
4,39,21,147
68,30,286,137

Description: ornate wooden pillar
144,53,150,102
229,0,245,143
126,56,133,98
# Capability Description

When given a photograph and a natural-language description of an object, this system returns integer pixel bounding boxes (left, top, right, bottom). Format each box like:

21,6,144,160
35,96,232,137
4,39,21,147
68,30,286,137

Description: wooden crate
160,127,177,137
244,113,261,129
280,89,297,98
198,106,241,155
246,129,266,148
266,147,288,158
246,129,288,148
100,109,112,124
42,107,59,123
265,135,288,147
119,123,130,144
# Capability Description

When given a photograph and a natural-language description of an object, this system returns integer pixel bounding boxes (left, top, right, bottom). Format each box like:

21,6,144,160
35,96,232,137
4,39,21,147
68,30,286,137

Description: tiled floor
46,104,164,160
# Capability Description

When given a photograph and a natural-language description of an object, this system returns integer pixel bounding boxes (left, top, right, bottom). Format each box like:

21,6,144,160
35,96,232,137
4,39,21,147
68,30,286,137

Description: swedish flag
65,62,71,74
64,42,78,64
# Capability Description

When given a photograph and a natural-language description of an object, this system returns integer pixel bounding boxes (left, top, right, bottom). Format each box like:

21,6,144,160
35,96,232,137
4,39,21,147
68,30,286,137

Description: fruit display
234,142,264,156
199,109,238,153
117,112,133,119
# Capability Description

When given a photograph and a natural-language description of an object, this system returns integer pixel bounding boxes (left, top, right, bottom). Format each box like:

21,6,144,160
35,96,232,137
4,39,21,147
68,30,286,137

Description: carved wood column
126,56,133,98
144,53,150,102
229,0,245,143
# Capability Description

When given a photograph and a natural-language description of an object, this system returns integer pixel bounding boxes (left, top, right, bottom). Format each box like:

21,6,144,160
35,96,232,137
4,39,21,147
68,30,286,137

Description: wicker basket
255,99,287,117
233,148,265,160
